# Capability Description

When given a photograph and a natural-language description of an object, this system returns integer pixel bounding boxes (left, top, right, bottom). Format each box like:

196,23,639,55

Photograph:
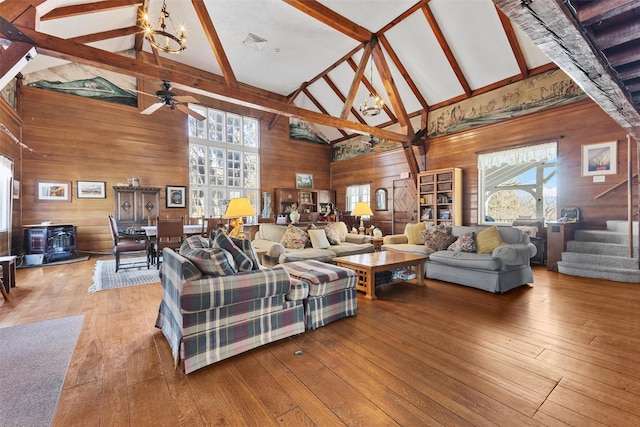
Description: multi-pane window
188,106,260,221
0,155,12,232
346,184,371,213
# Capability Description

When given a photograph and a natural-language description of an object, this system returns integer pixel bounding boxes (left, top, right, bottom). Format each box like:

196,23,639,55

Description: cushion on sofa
324,223,342,245
181,247,238,276
476,226,505,254
180,235,210,252
429,250,502,271
331,221,349,242
308,229,331,249
280,224,309,250
421,224,456,251
260,223,288,243
211,230,253,271
448,231,476,252
406,222,427,244
230,236,261,270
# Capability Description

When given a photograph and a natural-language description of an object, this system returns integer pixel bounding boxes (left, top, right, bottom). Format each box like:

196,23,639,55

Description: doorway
392,178,417,234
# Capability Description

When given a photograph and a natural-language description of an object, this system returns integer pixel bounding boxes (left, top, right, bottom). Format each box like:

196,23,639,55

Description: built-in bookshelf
418,167,462,226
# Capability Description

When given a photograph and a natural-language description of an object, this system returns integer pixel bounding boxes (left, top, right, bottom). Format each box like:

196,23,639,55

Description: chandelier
359,59,384,116
141,0,186,54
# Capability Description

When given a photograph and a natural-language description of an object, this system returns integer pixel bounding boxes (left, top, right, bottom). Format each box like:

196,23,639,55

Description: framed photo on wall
36,180,71,202
77,180,106,198
166,185,186,208
582,141,617,176
295,173,313,189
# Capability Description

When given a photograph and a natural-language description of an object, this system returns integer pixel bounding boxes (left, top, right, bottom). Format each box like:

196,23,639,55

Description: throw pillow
476,226,505,254
308,229,331,249
448,231,476,252
181,247,237,276
211,230,254,271
405,222,427,245
324,223,341,245
280,224,309,250
421,225,456,251
230,237,261,270
180,235,209,253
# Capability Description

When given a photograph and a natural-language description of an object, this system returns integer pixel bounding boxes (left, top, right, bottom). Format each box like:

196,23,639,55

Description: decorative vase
290,210,300,223
261,192,271,218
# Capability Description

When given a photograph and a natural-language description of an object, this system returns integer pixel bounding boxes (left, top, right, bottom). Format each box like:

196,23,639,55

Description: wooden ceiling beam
302,88,349,138
496,7,528,79
591,18,640,50
346,57,397,121
191,0,238,88
340,40,373,120
68,26,138,44
268,82,308,131
421,3,472,98
281,0,371,43
133,0,149,52
41,0,142,21
323,75,365,124
577,0,640,26
0,0,44,22
378,33,429,113
18,26,409,142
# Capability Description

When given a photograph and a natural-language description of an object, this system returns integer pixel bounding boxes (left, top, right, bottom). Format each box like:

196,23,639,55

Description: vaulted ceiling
1,0,640,143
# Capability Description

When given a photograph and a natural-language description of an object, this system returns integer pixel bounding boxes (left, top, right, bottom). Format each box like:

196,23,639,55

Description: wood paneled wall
331,98,633,233
18,86,331,253
0,96,22,256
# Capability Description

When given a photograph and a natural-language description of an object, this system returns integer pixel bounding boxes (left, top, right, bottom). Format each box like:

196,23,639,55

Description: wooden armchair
108,215,149,272
153,217,185,269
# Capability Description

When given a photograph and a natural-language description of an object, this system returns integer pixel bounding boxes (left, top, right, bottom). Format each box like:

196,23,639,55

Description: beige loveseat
252,221,374,265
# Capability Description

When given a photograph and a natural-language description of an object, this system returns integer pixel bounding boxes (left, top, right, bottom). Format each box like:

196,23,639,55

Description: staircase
557,220,640,283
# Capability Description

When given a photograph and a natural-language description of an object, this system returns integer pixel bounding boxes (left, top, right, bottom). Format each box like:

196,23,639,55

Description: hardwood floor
2,256,640,426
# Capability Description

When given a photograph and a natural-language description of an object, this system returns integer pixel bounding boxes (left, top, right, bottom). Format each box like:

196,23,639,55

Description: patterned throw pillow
280,224,309,250
211,230,254,271
476,225,506,254
230,236,261,270
405,222,427,245
324,223,341,245
448,231,476,252
181,247,237,276
421,225,456,251
180,235,209,253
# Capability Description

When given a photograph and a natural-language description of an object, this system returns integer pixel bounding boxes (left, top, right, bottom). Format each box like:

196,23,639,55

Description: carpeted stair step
606,220,639,234
565,240,635,257
573,230,638,245
558,261,640,283
560,252,639,269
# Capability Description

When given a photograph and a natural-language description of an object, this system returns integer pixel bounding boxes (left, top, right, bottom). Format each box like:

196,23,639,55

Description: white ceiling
12,0,553,142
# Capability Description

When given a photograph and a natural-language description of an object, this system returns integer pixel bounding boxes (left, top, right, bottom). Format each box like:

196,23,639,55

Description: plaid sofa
155,248,307,374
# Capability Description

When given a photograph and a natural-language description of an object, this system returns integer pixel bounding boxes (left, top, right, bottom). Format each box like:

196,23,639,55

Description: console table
546,221,581,271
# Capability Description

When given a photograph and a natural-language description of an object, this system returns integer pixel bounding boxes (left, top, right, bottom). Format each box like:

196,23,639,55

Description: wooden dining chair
188,216,205,237
108,215,150,272
202,217,219,239
153,217,185,269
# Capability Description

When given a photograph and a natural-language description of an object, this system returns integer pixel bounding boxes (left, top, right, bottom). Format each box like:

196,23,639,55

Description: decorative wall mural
425,69,586,138
289,118,330,145
332,134,401,162
1,78,17,109
22,51,137,106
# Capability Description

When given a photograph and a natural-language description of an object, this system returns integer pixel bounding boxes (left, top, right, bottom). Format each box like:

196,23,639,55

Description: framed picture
36,180,71,202
77,180,106,198
166,185,186,208
375,188,387,211
295,173,313,189
12,179,19,199
582,141,617,176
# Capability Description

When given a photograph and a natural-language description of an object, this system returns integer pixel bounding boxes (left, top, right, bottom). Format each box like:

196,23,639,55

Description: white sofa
382,224,537,293
252,221,374,265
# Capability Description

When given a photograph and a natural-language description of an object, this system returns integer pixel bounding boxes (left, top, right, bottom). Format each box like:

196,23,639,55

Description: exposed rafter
40,0,141,21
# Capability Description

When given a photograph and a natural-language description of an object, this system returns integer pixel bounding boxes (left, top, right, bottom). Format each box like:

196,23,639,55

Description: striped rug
89,257,160,292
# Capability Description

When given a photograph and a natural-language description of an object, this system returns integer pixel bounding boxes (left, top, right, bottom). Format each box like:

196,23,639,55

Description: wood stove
24,224,77,263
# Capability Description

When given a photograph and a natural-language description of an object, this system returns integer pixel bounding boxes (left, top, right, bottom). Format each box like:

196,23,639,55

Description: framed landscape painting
295,173,313,189
582,141,617,176
77,181,106,198
166,185,186,208
36,180,71,202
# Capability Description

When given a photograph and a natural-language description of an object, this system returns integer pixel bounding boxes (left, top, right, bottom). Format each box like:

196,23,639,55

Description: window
188,106,260,221
478,142,557,224
346,184,371,213
0,155,13,232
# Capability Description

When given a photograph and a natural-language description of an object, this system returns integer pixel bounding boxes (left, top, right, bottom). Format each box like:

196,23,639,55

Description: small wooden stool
0,256,17,296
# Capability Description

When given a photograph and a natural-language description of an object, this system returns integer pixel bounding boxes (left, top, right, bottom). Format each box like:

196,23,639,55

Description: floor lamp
352,202,373,234
224,198,256,239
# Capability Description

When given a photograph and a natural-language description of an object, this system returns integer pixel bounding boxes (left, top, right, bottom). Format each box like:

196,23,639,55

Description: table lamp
351,202,373,234
224,197,256,239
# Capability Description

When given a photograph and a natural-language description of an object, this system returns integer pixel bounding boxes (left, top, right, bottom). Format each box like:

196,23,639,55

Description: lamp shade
223,198,256,218
351,202,373,216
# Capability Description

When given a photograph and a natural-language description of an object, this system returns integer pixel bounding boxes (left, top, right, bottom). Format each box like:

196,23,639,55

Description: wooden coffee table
333,251,427,300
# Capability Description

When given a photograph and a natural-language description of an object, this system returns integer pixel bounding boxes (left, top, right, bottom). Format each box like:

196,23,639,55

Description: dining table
141,224,205,237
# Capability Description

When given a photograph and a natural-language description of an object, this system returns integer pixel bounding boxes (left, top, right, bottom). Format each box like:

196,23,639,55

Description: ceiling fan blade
133,89,158,98
141,102,164,115
176,104,206,121
173,95,199,104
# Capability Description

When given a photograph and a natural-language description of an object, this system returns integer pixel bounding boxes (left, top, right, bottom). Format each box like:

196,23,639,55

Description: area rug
89,257,160,292
0,315,84,427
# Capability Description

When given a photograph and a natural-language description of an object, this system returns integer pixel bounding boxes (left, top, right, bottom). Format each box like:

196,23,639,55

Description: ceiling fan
140,81,206,121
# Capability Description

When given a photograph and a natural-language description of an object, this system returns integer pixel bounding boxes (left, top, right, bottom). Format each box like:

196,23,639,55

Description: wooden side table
0,255,17,296
546,221,580,271
371,237,384,251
